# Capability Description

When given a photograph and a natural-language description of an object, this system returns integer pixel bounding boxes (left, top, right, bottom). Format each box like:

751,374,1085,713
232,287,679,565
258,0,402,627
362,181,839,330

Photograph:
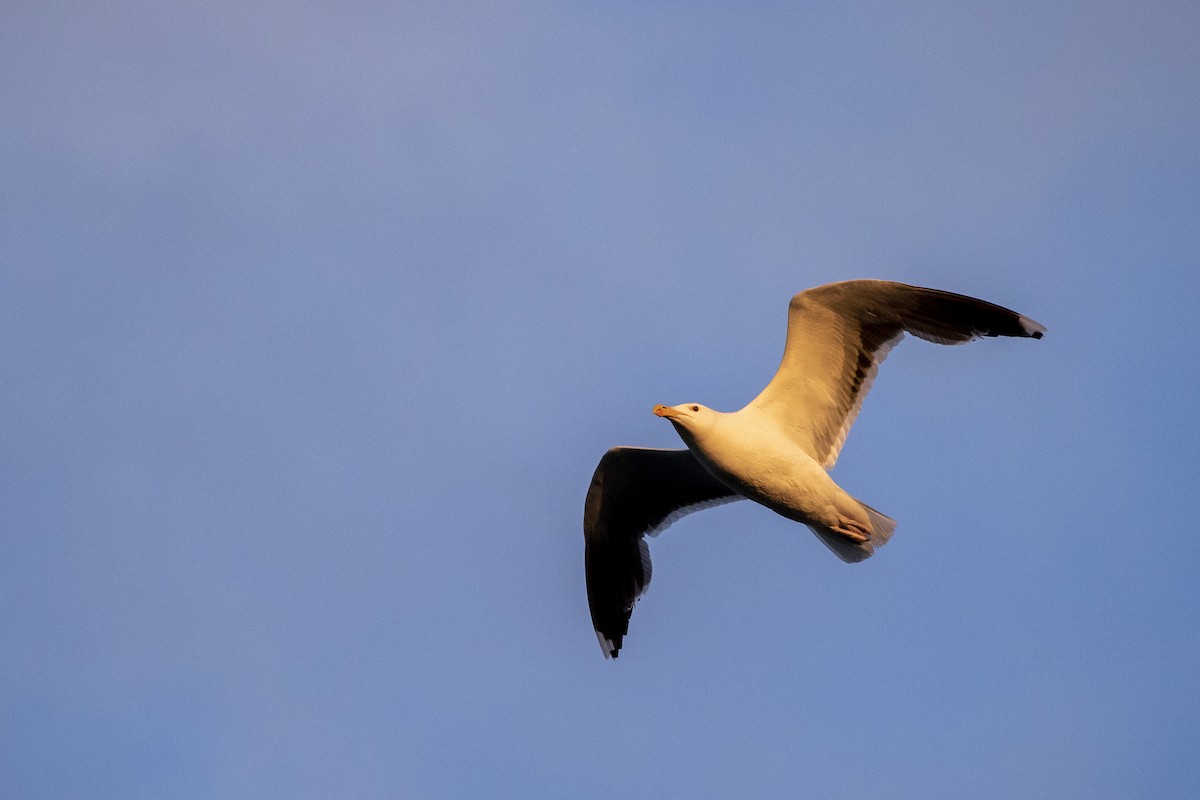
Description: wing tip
596,629,619,659
1020,315,1047,339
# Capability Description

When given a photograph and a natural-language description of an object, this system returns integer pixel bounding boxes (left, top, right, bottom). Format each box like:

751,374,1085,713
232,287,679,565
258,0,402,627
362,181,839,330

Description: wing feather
747,280,1045,468
584,447,742,658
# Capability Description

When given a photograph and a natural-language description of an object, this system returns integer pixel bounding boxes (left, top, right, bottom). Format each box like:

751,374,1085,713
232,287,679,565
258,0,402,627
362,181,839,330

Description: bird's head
653,403,716,444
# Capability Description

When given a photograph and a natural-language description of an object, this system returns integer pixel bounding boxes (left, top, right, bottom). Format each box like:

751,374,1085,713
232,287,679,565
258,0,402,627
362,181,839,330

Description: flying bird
584,279,1045,658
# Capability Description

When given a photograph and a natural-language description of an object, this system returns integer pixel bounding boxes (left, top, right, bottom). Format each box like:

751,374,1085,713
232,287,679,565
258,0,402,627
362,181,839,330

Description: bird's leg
831,519,871,543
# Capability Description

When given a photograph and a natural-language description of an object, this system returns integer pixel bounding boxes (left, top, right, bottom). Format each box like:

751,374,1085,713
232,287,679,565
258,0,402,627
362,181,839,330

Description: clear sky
2,2,1198,798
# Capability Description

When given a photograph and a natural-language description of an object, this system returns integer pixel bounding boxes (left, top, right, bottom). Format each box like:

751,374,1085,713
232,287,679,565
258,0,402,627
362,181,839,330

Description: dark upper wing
747,280,1046,468
584,447,742,659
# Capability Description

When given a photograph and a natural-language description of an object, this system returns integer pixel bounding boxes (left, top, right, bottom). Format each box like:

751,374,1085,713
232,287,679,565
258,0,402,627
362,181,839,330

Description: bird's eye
691,405,700,412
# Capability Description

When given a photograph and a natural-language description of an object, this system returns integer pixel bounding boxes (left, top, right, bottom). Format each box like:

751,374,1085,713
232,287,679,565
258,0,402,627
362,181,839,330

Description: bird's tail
806,499,897,564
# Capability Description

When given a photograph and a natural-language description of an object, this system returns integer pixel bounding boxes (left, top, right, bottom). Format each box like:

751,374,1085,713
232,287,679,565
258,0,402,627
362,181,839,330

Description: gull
584,279,1045,658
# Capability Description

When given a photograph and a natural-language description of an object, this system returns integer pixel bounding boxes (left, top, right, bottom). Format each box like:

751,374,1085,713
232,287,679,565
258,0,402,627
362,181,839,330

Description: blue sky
2,2,1198,797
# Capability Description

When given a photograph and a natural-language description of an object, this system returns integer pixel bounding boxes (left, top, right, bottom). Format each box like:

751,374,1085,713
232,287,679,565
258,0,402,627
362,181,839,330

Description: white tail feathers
807,499,897,564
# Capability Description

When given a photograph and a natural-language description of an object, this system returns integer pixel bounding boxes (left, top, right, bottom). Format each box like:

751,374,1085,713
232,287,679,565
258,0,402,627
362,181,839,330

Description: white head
652,403,718,446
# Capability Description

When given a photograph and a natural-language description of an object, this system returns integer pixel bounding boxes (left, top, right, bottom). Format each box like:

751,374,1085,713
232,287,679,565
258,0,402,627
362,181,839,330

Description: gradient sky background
3,2,1198,798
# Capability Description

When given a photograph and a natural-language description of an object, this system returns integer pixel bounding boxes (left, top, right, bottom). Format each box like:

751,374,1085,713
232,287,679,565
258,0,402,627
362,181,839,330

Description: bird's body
661,404,881,549
584,279,1045,658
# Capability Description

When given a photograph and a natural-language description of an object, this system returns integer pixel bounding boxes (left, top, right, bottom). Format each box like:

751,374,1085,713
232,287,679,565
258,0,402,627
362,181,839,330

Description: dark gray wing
584,447,742,659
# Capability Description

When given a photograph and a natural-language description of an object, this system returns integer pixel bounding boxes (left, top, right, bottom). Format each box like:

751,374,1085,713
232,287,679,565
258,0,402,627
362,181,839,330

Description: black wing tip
595,629,623,659
1020,315,1047,339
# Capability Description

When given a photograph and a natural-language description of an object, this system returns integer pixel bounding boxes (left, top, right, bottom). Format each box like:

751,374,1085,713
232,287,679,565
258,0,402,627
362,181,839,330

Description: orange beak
653,404,680,419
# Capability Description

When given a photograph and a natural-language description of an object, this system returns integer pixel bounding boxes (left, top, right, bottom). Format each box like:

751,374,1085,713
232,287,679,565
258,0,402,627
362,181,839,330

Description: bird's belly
691,439,851,528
